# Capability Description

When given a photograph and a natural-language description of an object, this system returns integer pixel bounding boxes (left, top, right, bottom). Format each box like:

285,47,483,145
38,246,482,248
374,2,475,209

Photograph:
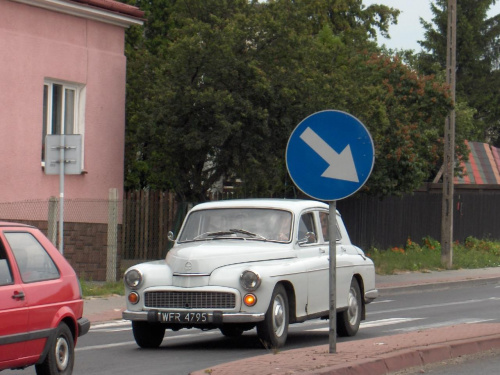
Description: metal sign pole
45,134,82,255
286,110,374,356
328,200,337,353
58,135,65,254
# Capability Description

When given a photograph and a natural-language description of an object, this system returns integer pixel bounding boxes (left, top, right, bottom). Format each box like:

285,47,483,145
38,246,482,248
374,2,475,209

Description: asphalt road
5,282,500,375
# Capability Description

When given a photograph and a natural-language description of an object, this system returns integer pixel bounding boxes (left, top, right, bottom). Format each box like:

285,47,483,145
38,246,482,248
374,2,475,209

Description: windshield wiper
229,229,267,240
191,229,268,241
193,231,234,240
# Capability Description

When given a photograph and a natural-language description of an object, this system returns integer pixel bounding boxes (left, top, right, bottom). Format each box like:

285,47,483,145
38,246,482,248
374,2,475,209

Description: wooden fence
122,190,181,260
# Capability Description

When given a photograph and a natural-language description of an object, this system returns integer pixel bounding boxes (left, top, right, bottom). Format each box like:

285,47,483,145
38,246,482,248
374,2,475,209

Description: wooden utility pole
441,0,457,269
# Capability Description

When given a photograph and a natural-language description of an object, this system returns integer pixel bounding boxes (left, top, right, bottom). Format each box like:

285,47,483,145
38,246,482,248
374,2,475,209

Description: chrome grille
145,291,236,309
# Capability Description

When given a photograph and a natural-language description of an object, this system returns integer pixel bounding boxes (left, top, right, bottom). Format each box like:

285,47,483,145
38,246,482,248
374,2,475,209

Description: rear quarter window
5,232,60,283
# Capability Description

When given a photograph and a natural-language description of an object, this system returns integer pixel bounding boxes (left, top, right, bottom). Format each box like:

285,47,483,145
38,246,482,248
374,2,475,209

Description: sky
363,0,500,52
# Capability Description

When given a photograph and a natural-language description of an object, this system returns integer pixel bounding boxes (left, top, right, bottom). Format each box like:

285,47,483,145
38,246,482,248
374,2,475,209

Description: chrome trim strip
173,273,210,277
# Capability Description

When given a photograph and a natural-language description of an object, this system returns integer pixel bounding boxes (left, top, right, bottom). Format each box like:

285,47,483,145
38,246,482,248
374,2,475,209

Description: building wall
0,0,126,219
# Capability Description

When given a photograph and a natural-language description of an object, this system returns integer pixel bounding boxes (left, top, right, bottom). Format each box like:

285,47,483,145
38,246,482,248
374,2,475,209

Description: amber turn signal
128,292,140,304
243,293,257,307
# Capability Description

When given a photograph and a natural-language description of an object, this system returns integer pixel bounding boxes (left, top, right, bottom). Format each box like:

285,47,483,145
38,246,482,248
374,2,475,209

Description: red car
0,222,89,375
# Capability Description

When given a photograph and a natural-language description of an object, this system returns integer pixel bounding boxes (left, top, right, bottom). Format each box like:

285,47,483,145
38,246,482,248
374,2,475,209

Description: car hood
167,240,295,274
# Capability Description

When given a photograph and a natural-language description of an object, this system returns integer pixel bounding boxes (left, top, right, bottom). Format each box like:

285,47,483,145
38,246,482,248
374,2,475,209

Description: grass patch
80,279,124,298
369,236,500,275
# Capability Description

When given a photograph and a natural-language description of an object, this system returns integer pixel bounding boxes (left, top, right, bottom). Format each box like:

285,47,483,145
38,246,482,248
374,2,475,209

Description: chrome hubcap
55,336,69,371
273,294,286,337
347,286,359,325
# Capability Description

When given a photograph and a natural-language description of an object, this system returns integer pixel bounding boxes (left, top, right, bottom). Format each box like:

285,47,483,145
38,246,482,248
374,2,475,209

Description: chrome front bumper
123,310,265,324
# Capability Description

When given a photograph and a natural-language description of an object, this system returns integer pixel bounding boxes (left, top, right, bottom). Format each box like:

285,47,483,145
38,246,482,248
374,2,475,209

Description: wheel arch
277,280,297,323
36,318,76,366
352,273,366,320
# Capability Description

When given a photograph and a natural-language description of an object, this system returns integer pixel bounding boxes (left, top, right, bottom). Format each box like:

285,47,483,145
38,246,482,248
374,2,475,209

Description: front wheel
132,321,166,348
35,322,74,375
337,278,362,337
257,284,289,348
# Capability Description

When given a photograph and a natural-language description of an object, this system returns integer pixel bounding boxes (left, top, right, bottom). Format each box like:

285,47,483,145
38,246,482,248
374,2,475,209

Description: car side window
319,212,341,243
0,243,13,286
5,232,60,283
298,212,317,244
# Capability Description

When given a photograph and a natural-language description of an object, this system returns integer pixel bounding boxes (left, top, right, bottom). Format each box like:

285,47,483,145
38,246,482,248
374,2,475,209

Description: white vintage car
122,199,377,348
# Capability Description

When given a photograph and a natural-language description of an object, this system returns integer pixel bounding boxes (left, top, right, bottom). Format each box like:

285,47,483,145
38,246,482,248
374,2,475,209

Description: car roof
0,221,35,229
190,198,330,213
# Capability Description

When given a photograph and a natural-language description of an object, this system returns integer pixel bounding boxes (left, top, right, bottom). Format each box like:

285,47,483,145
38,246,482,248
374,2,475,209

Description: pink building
0,0,143,203
0,0,144,280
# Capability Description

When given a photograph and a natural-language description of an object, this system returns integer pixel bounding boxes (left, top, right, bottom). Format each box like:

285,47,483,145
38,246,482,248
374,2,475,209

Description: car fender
125,260,174,289
35,306,78,365
209,260,305,316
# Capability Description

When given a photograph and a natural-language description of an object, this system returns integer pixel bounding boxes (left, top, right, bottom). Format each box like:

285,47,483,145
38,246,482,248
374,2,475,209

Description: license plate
157,311,209,324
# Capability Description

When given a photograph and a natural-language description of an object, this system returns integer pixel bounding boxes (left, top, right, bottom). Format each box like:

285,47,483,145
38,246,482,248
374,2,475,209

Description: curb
307,334,500,375
189,325,500,375
378,275,500,295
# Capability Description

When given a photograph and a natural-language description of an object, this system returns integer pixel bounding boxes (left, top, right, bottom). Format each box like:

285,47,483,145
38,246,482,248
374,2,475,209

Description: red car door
3,230,64,360
0,239,29,367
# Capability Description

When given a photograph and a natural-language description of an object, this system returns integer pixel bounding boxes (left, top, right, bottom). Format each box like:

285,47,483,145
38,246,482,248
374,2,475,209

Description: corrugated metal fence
121,185,500,261
337,184,500,250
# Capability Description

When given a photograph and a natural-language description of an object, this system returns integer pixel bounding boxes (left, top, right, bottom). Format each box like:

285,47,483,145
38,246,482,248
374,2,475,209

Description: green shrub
369,236,500,275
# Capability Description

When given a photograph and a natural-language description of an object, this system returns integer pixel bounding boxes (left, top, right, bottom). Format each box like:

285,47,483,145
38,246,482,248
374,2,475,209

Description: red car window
5,232,60,283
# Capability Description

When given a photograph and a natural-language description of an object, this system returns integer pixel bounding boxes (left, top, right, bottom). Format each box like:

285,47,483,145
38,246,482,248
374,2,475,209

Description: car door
327,212,355,310
0,234,28,366
295,210,330,316
305,211,354,314
3,231,62,360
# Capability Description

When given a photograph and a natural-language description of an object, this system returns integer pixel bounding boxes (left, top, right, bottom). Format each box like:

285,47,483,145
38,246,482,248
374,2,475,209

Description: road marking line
306,317,423,332
370,298,492,315
388,318,495,333
370,299,395,305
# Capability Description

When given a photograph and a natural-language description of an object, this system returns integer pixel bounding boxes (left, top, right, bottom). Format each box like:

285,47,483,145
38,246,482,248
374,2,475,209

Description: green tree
122,0,459,200
418,0,500,144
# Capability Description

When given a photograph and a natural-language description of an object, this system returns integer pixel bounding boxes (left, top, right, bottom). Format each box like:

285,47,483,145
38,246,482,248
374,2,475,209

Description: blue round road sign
286,110,374,201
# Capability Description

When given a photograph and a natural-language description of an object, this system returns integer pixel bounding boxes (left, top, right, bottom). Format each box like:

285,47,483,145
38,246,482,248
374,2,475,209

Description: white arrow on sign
299,127,359,183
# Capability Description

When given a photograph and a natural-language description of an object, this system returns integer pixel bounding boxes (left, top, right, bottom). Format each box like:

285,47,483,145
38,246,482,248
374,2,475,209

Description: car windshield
178,208,293,243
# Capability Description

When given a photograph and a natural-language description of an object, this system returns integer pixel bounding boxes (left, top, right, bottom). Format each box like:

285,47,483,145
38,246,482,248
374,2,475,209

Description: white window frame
42,79,86,168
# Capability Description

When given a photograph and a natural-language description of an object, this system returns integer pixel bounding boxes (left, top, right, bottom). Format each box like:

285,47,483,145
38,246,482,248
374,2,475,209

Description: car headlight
124,269,142,289
240,270,261,291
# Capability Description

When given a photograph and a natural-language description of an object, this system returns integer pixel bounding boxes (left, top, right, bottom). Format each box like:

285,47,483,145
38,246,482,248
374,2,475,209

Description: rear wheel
257,284,289,348
132,321,165,348
35,322,74,375
337,278,362,337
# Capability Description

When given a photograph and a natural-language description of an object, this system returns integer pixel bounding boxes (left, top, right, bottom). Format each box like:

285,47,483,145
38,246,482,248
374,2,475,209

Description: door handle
12,291,25,301
319,248,326,254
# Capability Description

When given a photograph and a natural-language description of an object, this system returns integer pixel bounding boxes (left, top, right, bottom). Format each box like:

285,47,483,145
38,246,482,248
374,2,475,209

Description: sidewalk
84,267,500,375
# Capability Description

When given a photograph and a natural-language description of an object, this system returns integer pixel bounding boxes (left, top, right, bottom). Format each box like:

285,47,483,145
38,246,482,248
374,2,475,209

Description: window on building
42,80,85,164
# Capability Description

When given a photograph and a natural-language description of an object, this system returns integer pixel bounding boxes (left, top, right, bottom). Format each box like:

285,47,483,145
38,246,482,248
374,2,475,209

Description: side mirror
167,231,176,242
